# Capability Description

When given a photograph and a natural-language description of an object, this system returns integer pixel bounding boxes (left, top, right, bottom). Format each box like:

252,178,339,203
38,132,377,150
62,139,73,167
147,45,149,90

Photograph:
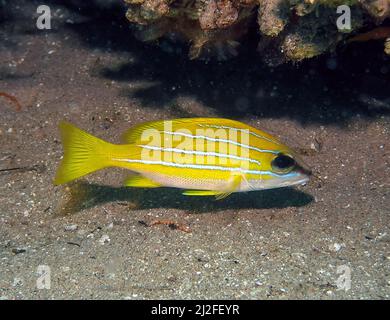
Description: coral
123,0,390,64
361,0,390,22
268,5,364,62
385,37,390,54
125,0,257,60
258,0,290,37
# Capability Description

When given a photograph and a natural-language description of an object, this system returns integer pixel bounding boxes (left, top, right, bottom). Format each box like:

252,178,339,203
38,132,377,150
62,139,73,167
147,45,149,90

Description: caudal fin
54,121,114,185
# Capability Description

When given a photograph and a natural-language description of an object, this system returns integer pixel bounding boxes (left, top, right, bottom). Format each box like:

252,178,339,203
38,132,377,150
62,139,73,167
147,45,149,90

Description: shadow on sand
56,181,314,215
6,0,390,124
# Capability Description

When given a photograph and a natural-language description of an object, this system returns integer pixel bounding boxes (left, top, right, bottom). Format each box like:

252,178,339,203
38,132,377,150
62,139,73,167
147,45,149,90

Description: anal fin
182,174,243,200
213,174,243,200
124,175,160,188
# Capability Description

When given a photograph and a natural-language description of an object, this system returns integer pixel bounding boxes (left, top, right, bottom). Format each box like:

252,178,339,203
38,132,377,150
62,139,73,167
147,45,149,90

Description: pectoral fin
183,174,243,200
124,175,161,188
182,190,233,200
214,173,243,200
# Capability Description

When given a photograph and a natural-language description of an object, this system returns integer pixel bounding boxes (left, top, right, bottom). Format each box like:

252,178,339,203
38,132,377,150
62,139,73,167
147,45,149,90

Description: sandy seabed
0,0,389,299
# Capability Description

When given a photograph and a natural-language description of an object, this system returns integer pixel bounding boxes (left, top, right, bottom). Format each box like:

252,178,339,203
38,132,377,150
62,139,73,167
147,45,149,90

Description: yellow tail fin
54,121,114,185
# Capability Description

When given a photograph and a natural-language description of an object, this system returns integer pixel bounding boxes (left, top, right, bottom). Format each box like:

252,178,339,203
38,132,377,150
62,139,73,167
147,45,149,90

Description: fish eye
271,154,296,173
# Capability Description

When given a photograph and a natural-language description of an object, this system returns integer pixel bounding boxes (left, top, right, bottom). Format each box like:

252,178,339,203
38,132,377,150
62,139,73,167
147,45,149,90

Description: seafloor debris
139,219,192,233
348,26,390,42
123,0,390,64
0,92,22,111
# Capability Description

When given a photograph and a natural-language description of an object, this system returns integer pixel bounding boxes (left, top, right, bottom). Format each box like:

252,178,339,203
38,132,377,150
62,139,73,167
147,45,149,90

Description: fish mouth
291,176,310,187
279,175,309,188
254,173,310,190
299,167,312,177
287,163,312,187
293,154,312,175
295,169,311,186
279,167,311,188
248,163,312,190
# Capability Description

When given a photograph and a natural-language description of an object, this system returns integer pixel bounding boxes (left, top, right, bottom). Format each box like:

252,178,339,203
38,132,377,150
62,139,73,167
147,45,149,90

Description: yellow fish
54,118,311,199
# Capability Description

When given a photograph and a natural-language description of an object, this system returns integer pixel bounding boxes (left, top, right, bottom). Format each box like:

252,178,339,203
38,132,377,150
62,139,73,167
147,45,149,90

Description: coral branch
123,0,390,64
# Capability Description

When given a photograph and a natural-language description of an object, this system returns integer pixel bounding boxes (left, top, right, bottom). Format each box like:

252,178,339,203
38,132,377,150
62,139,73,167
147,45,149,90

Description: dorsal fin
121,118,255,143
121,118,196,144
120,117,283,147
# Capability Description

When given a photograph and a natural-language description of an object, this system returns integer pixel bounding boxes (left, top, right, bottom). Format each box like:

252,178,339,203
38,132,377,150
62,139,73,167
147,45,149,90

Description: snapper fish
54,118,311,199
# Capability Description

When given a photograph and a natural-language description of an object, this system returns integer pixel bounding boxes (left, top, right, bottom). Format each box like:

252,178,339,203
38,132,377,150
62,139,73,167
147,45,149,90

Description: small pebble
12,248,26,254
64,224,78,232
329,243,342,252
99,235,110,245
255,280,263,286
12,277,23,287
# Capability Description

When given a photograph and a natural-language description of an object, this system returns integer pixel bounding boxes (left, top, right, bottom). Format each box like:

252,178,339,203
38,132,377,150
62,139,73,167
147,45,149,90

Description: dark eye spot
272,154,295,171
